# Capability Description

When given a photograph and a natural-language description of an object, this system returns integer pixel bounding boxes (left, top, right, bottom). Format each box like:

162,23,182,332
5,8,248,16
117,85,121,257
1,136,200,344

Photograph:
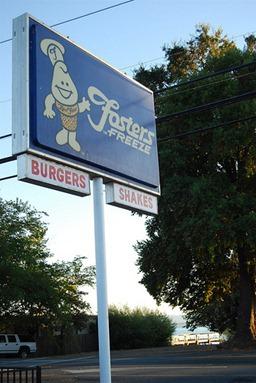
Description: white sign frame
12,13,160,196
17,154,91,196
105,182,158,215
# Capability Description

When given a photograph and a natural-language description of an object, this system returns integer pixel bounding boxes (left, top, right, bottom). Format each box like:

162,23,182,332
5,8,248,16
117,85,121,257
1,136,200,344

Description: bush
109,305,176,350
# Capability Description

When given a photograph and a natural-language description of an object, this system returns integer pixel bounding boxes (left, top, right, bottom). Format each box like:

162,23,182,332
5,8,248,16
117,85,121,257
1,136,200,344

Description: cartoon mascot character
40,39,90,152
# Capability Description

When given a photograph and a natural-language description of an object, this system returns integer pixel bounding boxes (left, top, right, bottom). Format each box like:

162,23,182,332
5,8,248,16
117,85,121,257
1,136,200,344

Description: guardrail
0,367,41,383
172,332,221,346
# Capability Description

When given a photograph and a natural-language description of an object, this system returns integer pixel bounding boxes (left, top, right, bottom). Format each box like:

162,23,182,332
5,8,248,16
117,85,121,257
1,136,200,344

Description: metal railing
172,332,221,346
0,367,41,383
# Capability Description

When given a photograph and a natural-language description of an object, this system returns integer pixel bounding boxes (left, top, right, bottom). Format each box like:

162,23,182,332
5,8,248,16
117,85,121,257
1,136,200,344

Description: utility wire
1,12,256,82
1,68,255,105
156,89,256,124
2,81,256,134
157,71,255,101
2,114,256,178
0,0,135,44
0,61,256,104
0,155,16,164
155,60,256,95
0,98,12,104
0,175,17,182
0,133,12,140
1,115,256,182
120,31,256,72
231,30,256,41
0,38,12,44
120,56,164,71
158,114,256,142
51,0,135,27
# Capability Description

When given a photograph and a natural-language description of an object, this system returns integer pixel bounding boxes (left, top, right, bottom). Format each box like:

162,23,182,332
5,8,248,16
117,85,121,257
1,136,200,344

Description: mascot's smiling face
51,61,78,106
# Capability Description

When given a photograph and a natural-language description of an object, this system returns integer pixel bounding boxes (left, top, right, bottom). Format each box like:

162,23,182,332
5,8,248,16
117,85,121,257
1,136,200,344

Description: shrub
108,305,176,350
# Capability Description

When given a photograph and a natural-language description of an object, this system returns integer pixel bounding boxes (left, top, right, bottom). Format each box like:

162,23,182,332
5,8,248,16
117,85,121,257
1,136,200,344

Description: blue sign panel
28,17,159,192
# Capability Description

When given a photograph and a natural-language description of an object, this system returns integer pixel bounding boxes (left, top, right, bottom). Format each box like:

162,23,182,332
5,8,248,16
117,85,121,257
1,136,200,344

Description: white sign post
93,177,112,383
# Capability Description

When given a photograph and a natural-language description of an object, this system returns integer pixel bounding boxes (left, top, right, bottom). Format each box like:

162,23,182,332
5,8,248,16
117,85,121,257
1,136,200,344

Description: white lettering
144,145,151,155
125,135,132,146
132,139,139,149
120,116,133,134
87,86,119,132
116,131,126,143
143,131,155,146
127,122,140,139
107,128,117,137
87,85,155,155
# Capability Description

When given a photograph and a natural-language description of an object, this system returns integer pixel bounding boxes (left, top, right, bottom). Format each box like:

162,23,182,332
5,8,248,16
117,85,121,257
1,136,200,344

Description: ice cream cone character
40,39,90,152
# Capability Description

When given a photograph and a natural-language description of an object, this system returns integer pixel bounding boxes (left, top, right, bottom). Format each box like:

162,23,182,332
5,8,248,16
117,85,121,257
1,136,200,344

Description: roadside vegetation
134,25,256,347
108,305,176,349
0,198,95,336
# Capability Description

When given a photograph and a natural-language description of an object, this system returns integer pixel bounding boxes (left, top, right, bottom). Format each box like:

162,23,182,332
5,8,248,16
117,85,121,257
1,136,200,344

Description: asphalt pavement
1,346,256,383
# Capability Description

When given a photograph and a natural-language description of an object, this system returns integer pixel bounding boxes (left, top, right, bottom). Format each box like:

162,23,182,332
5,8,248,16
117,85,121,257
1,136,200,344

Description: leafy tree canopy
134,24,256,346
0,198,95,335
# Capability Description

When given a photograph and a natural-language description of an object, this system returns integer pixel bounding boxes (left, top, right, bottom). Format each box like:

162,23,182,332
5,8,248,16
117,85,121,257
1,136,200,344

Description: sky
1,0,256,320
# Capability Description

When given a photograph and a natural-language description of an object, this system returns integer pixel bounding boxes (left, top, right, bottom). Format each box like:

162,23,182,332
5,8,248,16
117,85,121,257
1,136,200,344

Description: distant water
174,326,210,335
172,315,209,335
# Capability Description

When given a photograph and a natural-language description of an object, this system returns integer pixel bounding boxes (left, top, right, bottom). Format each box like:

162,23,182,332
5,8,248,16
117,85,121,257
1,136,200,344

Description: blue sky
1,0,256,317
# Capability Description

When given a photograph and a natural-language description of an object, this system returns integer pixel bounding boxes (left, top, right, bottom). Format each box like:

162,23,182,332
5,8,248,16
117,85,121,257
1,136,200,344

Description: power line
1,67,255,106
1,117,255,176
2,116,256,174
1,13,256,80
1,116,255,182
156,89,256,124
155,60,256,95
120,56,164,71
0,98,12,104
0,155,16,165
51,0,135,27
0,175,17,182
0,133,12,140
158,114,256,143
1,60,256,105
231,30,256,41
0,38,12,45
120,31,256,73
1,80,256,130
0,67,253,105
157,71,255,101
0,0,135,45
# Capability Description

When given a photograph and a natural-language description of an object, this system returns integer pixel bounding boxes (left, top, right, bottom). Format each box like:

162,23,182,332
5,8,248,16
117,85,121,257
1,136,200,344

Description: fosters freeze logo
87,87,155,155
41,38,155,156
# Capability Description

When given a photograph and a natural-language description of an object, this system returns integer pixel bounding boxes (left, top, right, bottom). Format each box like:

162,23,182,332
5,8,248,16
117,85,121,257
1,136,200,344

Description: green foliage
134,24,256,343
133,65,168,93
0,198,95,335
108,305,176,350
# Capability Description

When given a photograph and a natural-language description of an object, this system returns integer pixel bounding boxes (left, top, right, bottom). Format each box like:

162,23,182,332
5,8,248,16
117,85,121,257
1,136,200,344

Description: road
1,346,256,382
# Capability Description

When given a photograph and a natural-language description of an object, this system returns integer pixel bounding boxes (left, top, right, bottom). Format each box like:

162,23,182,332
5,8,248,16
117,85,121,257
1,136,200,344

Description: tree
134,24,256,346
0,198,95,335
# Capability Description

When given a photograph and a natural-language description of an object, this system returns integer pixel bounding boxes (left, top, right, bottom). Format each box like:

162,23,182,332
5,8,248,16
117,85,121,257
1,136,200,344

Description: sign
12,14,160,195
105,182,158,215
17,154,90,196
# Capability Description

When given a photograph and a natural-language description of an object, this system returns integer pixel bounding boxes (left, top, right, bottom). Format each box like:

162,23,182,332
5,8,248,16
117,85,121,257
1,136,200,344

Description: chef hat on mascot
40,39,65,66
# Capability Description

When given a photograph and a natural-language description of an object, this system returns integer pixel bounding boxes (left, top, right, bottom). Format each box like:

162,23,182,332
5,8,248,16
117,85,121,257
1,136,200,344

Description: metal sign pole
93,177,112,383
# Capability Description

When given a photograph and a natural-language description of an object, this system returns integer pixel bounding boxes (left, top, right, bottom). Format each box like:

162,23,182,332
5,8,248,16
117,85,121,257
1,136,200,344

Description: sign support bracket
93,177,112,383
